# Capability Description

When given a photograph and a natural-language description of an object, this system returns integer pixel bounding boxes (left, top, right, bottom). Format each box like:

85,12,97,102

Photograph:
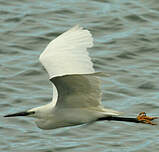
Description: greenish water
1,0,159,151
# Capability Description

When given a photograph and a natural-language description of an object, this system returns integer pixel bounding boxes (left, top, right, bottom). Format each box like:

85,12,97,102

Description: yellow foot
137,112,159,125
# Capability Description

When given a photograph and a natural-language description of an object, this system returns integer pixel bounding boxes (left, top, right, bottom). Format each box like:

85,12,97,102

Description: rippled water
1,0,159,151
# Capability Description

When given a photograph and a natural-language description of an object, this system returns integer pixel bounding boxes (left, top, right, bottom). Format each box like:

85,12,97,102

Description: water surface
1,0,159,151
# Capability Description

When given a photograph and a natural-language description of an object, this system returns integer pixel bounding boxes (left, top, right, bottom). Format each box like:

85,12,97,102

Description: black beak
4,111,33,117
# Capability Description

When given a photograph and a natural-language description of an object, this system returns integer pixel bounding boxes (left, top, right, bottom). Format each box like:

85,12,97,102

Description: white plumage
40,25,101,109
5,25,120,129
39,25,94,79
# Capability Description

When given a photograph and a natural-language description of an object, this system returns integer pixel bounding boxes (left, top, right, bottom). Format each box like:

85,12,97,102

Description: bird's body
5,25,120,129
33,104,104,129
28,73,119,129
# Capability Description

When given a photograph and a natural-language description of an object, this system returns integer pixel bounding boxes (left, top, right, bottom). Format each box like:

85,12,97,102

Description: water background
1,0,159,151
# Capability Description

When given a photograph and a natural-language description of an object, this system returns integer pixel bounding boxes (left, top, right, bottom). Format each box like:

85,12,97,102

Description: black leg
97,116,140,123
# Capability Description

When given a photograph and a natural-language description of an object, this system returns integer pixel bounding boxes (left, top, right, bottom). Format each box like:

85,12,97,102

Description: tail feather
102,108,121,116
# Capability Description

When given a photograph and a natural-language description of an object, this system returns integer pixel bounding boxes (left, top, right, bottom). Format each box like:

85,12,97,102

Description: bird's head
4,105,55,130
4,109,36,118
4,104,53,119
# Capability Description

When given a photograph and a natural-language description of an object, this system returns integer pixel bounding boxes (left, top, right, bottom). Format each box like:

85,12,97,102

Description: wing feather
39,25,102,108
50,74,102,108
39,25,94,79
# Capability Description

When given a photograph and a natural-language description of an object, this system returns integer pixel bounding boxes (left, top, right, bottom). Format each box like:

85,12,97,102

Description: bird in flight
4,25,158,129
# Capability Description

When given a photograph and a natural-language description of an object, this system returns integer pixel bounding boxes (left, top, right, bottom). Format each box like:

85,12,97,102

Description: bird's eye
30,111,35,115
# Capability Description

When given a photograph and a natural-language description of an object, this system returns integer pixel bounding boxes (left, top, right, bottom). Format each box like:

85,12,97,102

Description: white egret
4,25,157,129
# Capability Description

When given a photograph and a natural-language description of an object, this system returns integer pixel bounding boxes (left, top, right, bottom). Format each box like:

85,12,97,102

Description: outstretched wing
39,25,102,108
39,25,94,79
50,74,102,108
